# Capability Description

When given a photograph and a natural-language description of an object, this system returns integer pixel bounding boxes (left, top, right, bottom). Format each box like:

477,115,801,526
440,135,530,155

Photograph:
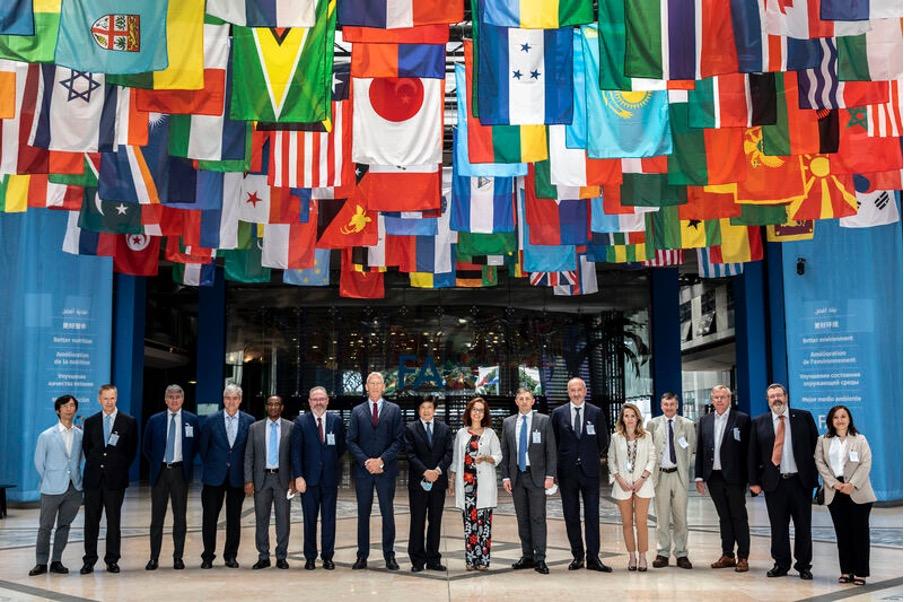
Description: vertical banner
781,215,902,501
0,211,113,502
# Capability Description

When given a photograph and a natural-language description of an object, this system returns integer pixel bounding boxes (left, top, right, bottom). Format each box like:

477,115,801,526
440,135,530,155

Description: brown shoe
676,556,693,570
735,558,749,573
711,555,737,569
652,555,669,568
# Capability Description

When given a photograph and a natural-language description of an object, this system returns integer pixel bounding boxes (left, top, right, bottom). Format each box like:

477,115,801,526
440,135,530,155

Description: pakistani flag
78,188,142,234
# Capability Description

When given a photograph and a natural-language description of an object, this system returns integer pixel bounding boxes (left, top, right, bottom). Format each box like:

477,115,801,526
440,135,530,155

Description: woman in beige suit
814,405,876,586
608,403,657,571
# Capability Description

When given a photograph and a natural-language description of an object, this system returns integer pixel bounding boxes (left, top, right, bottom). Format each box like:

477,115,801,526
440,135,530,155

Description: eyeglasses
470,408,485,413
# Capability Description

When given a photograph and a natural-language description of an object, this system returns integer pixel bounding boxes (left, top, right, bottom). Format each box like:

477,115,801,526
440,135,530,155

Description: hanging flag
590,198,646,233
342,23,450,44
207,0,315,27
455,259,499,287
764,0,870,39
729,0,828,74
553,255,598,295
351,77,443,166
351,42,445,79
788,155,858,220
696,247,743,277
230,0,336,123
284,247,331,285
596,0,668,91
269,100,352,187
548,125,622,188
821,0,901,19
518,189,576,271
261,211,319,269
382,209,439,235
317,193,378,247
710,220,763,263
482,0,593,29
221,223,272,282
643,249,685,267
357,164,442,211
31,66,108,152
839,188,900,228
524,168,589,245
337,0,462,28
645,206,722,250
680,186,742,220
867,79,902,138
339,247,384,298
797,39,890,109
761,71,821,156
450,171,516,233
113,232,160,275
687,73,777,129
835,107,903,174
55,0,169,74
62,209,116,255
837,19,903,81
458,231,518,257
172,262,216,287
0,0,34,35
706,128,805,204
0,0,60,63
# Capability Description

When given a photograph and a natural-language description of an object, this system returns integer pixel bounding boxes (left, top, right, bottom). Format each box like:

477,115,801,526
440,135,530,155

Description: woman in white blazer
448,397,502,571
814,405,877,586
608,402,657,571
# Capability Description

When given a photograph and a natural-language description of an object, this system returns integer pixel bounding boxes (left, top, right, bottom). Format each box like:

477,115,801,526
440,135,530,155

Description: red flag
680,187,742,220
342,24,450,44
317,192,378,248
113,233,161,276
268,100,353,188
339,248,384,298
358,165,441,211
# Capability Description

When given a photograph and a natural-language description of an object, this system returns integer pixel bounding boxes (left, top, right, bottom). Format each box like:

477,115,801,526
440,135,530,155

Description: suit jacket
82,411,138,490
551,402,608,481
500,411,557,489
749,408,818,492
346,399,404,479
814,434,877,505
694,409,750,485
290,411,347,488
647,414,696,485
142,410,200,486
34,424,83,494
244,417,294,491
403,419,453,490
607,432,658,499
199,410,254,488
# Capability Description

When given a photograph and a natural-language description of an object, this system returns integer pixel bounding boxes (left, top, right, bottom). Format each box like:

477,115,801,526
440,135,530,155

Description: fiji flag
55,0,169,75
450,171,515,234
477,22,572,125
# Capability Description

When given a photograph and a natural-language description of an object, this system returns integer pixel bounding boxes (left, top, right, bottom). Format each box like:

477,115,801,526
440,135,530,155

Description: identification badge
532,431,542,444
185,425,194,438
732,427,741,442
678,436,689,449
108,433,120,446
849,450,859,462
585,423,596,435
326,433,336,446
626,462,633,472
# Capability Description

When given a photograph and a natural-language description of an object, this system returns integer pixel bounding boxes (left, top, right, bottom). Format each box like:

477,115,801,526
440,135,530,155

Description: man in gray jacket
501,388,557,574
244,395,294,569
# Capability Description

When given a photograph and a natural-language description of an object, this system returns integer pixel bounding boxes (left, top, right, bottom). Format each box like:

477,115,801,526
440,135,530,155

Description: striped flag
553,255,598,295
483,0,594,29
450,173,515,233
337,0,462,28
764,0,870,39
797,39,890,109
696,247,743,278
643,249,684,267
172,262,217,287
868,79,902,137
269,100,351,188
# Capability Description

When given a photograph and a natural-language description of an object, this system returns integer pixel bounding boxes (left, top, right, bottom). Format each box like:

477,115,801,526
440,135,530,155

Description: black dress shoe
106,563,120,574
568,558,584,571
145,559,159,571
767,565,789,578
411,565,424,573
385,555,400,571
79,564,94,575
426,563,446,572
200,560,213,570
28,564,47,576
586,559,613,573
224,559,240,569
323,559,335,570
173,558,185,570
799,569,813,580
305,559,316,570
534,561,550,575
511,557,535,570
276,559,289,570
252,559,271,570
49,561,69,574
352,557,367,570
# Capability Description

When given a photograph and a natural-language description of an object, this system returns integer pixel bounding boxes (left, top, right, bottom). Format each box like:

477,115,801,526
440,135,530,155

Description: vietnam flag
114,233,161,276
339,247,384,298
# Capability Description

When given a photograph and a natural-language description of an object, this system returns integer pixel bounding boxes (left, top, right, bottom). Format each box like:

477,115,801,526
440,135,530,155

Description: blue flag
0,0,34,35
565,28,587,150
284,248,331,286
451,164,515,234
518,190,576,272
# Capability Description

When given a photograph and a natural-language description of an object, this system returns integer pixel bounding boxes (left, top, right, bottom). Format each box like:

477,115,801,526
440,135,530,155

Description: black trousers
559,472,600,560
149,465,188,561
407,485,446,567
764,477,813,571
707,471,750,558
354,473,396,560
301,484,338,561
201,482,245,562
828,491,872,577
83,486,126,566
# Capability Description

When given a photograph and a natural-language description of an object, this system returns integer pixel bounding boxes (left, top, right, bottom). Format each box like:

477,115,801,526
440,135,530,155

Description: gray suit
244,418,293,561
501,411,557,562
647,415,696,558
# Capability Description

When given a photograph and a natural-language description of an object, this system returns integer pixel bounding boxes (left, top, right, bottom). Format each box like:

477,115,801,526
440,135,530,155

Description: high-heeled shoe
628,554,637,571
638,556,648,572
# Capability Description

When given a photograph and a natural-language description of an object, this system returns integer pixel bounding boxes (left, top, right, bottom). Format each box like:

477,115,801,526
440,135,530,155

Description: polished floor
0,483,900,601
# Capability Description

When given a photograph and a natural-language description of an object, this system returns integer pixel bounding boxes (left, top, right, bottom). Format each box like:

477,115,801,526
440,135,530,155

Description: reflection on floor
0,483,900,601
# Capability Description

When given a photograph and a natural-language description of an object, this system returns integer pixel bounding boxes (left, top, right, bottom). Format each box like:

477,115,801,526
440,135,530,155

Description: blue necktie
518,416,528,472
104,414,112,444
165,413,176,463
425,422,433,446
268,421,279,467
227,416,237,447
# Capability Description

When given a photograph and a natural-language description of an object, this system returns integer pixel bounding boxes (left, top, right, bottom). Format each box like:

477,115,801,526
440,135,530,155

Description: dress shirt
515,411,533,468
370,399,384,417
421,420,441,472
102,409,118,438
58,422,75,457
570,403,584,437
828,436,848,478
166,410,183,463
265,418,280,469
772,410,798,474
712,409,729,471
224,412,239,447
660,418,677,469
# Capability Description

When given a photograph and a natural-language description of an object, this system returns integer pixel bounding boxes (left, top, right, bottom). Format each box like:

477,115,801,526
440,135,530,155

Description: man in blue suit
142,385,200,571
30,395,84,576
347,372,404,570
291,386,346,570
199,383,254,569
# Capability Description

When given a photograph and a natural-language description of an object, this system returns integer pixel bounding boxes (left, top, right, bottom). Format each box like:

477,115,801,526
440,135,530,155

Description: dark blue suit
291,411,346,562
142,410,200,562
199,410,254,563
346,399,404,560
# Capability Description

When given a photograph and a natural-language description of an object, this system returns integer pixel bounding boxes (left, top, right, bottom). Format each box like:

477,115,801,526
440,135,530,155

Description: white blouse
829,437,848,478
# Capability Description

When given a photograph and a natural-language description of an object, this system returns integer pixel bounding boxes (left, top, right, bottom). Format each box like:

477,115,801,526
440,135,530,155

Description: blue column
649,268,682,416
765,242,789,387
196,267,226,408
112,274,146,482
733,261,768,417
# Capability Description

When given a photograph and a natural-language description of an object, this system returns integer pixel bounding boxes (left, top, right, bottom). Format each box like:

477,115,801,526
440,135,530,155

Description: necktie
268,421,279,467
772,415,786,466
227,415,237,447
425,422,433,446
165,413,176,463
668,419,677,465
573,407,582,439
518,416,528,472
317,417,324,443
371,401,379,427
104,414,112,444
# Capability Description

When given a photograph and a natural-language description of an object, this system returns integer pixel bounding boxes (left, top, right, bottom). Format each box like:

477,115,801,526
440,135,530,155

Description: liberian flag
450,172,515,233
338,0,462,28
270,100,351,188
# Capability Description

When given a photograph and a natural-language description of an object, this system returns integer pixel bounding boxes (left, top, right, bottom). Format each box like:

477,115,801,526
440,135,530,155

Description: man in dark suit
292,386,347,570
403,396,453,573
748,384,819,580
199,383,254,569
694,385,751,573
346,372,404,570
142,384,200,571
80,384,138,575
501,388,557,574
551,377,611,572
244,395,294,570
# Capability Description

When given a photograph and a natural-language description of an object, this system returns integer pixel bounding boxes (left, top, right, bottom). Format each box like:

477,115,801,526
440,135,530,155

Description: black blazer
403,419,453,490
290,412,347,488
695,409,750,485
748,408,819,492
551,402,608,481
82,411,138,490
346,399,404,479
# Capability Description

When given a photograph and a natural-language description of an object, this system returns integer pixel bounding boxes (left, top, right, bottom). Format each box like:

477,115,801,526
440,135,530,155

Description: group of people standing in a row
31,376,876,588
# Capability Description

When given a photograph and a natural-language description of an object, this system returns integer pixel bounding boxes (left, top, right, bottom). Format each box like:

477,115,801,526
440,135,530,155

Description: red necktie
318,417,324,443
371,402,379,427
772,415,785,466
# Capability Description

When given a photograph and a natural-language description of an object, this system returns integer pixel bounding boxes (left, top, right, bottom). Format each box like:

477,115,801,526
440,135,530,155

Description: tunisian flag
113,233,161,276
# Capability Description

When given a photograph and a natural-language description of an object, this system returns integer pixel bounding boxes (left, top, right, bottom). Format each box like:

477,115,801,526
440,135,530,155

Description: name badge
626,461,633,472
326,433,336,446
108,433,120,446
185,425,194,438
532,431,542,444
732,427,741,442
849,450,859,463
677,436,689,449
585,423,596,435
